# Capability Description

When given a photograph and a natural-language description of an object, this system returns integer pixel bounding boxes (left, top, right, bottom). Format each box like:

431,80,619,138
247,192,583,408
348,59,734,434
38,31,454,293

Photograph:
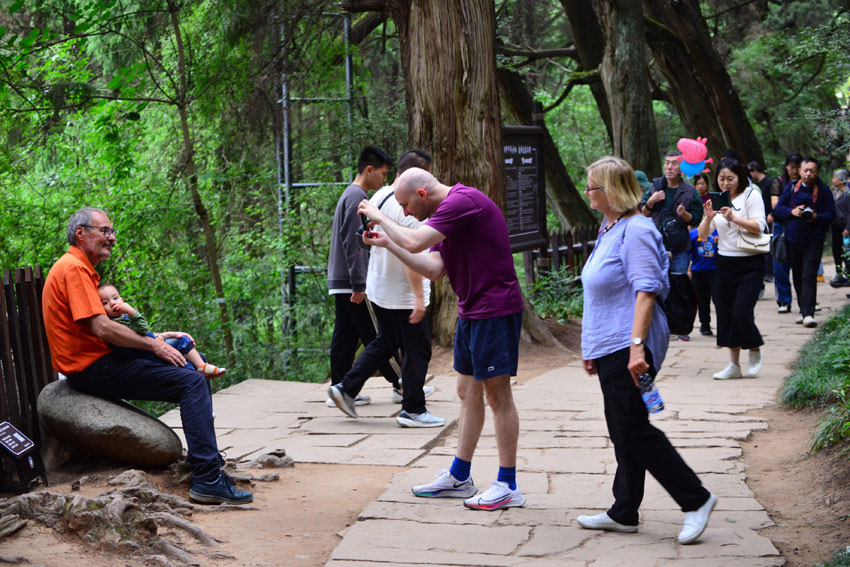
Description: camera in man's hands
801,206,815,222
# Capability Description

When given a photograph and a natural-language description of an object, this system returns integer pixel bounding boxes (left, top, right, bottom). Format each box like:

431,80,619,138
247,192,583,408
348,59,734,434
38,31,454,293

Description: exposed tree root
0,470,249,565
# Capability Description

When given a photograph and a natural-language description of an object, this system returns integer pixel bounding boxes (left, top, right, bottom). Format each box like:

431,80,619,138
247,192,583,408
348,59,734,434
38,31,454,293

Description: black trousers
329,294,400,388
789,238,824,317
830,224,848,274
691,270,715,329
340,304,432,414
712,254,764,350
595,347,710,525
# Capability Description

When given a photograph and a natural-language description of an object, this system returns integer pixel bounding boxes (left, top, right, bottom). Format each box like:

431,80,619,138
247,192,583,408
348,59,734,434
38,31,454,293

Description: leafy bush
528,266,583,323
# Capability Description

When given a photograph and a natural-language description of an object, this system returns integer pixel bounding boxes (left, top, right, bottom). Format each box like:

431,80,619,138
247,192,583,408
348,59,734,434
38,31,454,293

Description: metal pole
344,13,354,179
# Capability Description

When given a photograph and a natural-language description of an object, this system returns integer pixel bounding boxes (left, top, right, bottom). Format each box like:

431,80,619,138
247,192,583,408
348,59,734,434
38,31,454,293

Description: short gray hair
835,169,850,183
66,207,107,245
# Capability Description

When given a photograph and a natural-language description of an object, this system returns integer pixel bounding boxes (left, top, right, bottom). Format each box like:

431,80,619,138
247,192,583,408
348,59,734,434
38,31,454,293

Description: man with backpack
639,151,703,274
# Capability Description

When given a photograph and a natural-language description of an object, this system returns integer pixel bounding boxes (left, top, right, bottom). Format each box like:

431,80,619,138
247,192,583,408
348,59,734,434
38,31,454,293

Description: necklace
603,209,633,234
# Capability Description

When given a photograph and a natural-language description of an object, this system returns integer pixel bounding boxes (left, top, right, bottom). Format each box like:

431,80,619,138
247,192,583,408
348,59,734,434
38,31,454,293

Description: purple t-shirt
426,184,524,319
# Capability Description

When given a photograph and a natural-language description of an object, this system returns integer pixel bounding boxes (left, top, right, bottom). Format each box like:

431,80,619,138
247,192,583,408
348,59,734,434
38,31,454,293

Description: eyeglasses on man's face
80,225,116,237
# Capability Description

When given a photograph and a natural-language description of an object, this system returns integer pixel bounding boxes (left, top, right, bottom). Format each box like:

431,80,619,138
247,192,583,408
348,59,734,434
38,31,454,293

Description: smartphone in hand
709,191,730,210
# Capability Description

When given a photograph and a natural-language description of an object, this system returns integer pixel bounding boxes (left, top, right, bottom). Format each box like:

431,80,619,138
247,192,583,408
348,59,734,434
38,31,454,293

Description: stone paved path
161,277,848,566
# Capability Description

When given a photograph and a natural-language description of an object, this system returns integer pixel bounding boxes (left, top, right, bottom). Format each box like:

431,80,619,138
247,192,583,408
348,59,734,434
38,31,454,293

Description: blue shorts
453,312,523,380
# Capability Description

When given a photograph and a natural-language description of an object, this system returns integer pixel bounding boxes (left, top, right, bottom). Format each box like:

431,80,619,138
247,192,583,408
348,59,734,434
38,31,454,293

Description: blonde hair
586,156,642,213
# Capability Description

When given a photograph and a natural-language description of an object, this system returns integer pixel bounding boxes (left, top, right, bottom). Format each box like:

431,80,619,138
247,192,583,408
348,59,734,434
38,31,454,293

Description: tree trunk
167,0,234,357
496,66,596,229
560,0,614,147
377,0,502,347
591,0,661,175
642,0,764,164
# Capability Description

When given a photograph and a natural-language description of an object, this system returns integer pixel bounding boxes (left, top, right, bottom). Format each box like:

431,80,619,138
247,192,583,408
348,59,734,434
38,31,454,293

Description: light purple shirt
426,184,524,319
581,215,669,370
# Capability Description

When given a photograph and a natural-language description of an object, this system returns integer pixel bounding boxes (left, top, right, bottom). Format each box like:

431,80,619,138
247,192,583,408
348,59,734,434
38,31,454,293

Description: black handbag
771,229,789,264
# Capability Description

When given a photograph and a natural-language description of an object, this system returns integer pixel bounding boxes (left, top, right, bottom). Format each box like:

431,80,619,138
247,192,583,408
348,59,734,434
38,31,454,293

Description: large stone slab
38,380,182,467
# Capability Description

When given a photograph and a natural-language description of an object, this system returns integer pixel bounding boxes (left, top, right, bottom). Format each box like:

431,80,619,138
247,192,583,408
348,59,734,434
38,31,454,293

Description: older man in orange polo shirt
42,207,252,505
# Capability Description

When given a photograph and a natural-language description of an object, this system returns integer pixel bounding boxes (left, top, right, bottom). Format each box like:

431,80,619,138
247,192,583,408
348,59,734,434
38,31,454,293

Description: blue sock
449,457,471,482
497,466,517,490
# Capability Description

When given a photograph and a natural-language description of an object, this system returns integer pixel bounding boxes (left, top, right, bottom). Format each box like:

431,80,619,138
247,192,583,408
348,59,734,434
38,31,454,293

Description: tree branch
341,0,388,12
541,68,600,113
784,54,826,105
705,0,760,20
497,44,579,61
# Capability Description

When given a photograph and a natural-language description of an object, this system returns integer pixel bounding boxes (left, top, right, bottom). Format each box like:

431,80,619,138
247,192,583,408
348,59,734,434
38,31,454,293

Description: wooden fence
521,224,602,285
0,267,56,451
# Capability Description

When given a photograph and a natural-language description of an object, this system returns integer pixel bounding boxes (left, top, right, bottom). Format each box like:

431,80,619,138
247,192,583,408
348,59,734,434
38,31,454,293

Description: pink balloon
677,137,708,163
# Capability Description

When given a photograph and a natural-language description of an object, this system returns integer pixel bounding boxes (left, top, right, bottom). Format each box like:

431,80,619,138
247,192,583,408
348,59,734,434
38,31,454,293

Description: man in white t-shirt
328,150,444,428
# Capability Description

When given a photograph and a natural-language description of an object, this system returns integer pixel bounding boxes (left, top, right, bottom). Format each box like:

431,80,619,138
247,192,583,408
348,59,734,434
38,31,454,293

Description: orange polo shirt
42,246,112,374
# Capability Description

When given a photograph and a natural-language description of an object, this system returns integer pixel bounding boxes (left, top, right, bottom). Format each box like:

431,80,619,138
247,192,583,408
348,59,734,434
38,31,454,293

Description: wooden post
523,250,535,286
551,231,561,273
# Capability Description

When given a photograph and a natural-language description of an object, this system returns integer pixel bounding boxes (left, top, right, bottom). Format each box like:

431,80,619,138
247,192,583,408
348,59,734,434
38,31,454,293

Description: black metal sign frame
503,125,547,252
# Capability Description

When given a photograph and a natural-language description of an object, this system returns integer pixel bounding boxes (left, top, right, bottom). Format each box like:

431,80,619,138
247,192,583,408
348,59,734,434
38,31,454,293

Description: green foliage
782,304,850,452
527,266,583,323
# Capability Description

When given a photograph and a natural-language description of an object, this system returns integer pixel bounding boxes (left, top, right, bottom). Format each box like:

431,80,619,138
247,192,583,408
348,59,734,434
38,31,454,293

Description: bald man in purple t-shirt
357,167,525,511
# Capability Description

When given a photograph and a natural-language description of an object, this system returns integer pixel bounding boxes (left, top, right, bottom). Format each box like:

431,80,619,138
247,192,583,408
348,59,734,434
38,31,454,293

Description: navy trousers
67,352,220,484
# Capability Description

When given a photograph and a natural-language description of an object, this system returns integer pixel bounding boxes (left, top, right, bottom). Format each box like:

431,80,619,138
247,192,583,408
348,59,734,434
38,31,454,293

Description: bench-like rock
37,380,183,467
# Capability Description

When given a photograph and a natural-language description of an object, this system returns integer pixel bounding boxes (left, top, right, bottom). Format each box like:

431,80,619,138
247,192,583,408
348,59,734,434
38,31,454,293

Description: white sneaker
396,410,445,428
815,303,822,312
576,512,638,533
746,349,762,377
803,315,817,328
777,303,791,313
391,385,435,404
325,394,371,407
679,493,717,544
713,363,742,380
795,314,804,324
412,469,477,498
463,480,525,511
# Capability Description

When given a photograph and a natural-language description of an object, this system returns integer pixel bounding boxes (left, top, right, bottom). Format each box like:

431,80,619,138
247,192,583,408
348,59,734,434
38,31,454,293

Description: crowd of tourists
39,143,848,547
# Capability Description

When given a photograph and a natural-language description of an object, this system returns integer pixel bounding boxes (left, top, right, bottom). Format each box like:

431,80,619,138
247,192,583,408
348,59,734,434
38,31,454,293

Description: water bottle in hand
638,373,664,414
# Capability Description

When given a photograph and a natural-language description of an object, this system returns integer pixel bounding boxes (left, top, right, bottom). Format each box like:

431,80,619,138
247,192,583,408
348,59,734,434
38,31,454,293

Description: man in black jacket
639,151,703,274
773,158,836,328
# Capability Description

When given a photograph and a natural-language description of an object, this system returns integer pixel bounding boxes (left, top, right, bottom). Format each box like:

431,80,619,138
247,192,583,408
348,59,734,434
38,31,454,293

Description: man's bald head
394,167,446,221
396,167,437,197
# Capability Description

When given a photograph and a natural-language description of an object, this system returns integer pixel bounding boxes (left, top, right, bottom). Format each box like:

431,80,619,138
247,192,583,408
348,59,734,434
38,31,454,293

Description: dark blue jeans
772,223,793,305
67,352,220,484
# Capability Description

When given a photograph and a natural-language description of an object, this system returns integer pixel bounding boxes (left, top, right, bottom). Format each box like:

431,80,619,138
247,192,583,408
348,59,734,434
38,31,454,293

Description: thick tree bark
496,66,596,229
642,0,764,164
560,0,614,146
386,0,504,347
591,0,661,176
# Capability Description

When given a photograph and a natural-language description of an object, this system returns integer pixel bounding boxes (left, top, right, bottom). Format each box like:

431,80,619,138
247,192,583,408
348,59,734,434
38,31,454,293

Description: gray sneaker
396,410,445,428
326,393,371,407
328,384,357,418
391,385,435,404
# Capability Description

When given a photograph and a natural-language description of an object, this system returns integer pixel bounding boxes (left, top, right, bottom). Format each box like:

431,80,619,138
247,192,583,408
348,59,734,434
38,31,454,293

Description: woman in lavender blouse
577,156,716,545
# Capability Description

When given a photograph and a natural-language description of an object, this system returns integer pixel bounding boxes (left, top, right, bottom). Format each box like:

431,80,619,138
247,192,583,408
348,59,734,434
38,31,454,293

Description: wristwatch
631,337,644,346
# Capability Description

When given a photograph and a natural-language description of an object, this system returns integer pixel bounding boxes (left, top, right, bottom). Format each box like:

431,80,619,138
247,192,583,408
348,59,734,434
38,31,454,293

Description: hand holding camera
792,204,816,222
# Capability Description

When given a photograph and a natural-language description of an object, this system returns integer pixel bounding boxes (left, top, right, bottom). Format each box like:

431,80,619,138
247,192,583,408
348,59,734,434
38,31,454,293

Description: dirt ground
742,406,850,567
2,319,848,567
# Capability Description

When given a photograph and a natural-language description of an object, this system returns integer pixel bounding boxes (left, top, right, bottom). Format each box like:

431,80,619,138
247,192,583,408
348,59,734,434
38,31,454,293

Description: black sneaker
328,384,358,418
699,325,713,336
189,473,253,505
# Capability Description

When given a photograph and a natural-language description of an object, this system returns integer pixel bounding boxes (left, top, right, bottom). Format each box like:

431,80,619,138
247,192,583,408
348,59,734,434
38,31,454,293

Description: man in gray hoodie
326,146,399,405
